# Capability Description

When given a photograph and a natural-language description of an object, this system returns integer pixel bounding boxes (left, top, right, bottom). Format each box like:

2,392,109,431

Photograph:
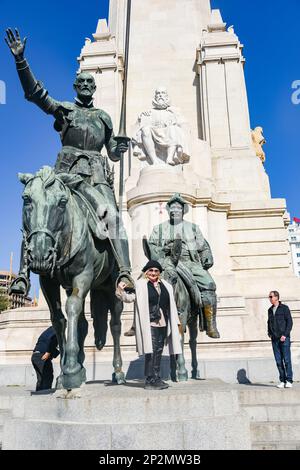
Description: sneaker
285,382,293,388
276,382,285,389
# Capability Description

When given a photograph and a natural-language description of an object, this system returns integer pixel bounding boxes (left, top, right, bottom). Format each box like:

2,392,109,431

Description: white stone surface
2,0,300,399
2,380,251,450
132,87,191,166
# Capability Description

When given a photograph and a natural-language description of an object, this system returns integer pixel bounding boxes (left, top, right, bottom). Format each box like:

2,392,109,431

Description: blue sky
0,0,299,296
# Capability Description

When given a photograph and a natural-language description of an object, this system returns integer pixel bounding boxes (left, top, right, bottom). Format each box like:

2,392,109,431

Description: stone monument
1,0,300,451
1,0,299,387
76,0,300,381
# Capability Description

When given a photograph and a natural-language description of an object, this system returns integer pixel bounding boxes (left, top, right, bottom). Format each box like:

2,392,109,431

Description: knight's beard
152,97,170,110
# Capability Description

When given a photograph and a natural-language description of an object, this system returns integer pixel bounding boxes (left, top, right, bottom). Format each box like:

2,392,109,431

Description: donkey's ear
18,173,34,185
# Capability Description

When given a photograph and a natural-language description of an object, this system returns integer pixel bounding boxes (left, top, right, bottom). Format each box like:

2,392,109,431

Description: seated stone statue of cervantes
132,87,191,167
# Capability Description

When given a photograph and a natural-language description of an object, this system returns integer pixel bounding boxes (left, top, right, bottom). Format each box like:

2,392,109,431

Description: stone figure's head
253,126,265,139
152,87,170,110
74,72,96,102
167,193,189,223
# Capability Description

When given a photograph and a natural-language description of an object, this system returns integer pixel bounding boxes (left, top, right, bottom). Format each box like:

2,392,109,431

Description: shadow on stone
85,380,109,385
87,378,145,388
31,388,56,396
236,369,275,387
123,380,145,389
125,356,171,381
237,369,252,385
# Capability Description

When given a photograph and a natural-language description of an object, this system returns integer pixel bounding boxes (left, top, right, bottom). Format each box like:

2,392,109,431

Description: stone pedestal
2,380,251,450
2,0,300,402
1,300,299,388
127,164,199,274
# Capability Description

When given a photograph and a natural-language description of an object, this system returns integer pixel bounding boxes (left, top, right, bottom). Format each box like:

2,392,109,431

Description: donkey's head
19,166,71,275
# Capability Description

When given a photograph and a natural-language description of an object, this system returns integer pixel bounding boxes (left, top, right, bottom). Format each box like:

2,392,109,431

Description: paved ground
1,378,299,398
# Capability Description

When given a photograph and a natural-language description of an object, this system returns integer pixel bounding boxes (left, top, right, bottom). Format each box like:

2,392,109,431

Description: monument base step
0,353,299,388
251,420,300,442
238,385,300,450
2,381,300,450
2,380,251,450
252,440,300,450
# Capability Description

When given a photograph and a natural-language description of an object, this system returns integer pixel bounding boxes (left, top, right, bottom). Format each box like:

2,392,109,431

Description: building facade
288,220,300,277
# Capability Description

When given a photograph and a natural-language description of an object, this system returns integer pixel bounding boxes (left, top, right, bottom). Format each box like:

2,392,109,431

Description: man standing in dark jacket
268,291,293,388
31,326,60,391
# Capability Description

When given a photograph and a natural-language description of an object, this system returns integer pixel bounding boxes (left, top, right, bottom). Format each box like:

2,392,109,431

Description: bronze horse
19,166,125,390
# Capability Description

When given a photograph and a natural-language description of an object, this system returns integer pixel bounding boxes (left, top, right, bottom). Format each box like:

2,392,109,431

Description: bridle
22,228,60,278
22,180,74,278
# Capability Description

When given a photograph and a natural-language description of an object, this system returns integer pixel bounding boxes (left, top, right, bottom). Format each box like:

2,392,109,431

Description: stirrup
8,275,30,297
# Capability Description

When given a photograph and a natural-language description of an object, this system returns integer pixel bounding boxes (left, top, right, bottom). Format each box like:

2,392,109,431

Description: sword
115,0,132,223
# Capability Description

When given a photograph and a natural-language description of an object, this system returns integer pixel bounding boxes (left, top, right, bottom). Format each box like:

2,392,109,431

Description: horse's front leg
170,354,177,382
77,300,88,367
176,319,189,382
188,314,200,379
39,275,66,388
109,287,126,384
62,273,91,390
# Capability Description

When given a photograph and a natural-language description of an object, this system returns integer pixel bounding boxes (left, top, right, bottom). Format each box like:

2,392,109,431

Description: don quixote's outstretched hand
5,28,27,61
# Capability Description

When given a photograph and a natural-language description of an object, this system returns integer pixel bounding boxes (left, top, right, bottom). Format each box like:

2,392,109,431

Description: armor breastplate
61,107,106,151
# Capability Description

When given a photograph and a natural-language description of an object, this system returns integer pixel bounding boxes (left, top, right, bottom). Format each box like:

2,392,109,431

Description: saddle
57,173,108,241
71,188,108,241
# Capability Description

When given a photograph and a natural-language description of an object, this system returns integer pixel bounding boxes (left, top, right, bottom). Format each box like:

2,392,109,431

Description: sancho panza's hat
166,193,189,214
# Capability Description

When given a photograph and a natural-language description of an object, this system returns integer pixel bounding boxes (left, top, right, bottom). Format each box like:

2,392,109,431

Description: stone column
127,165,197,275
197,10,271,201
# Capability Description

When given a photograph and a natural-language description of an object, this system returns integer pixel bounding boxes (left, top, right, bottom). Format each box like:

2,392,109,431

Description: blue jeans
272,337,293,383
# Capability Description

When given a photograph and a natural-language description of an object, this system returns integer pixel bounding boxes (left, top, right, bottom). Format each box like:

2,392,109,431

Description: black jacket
147,281,170,323
33,326,60,358
268,303,293,340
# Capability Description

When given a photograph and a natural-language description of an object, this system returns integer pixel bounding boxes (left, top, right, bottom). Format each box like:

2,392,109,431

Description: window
297,253,300,258
291,237,297,241
296,243,300,248
289,229,294,232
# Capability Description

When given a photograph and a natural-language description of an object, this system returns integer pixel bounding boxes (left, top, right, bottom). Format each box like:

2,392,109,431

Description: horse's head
19,166,71,275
